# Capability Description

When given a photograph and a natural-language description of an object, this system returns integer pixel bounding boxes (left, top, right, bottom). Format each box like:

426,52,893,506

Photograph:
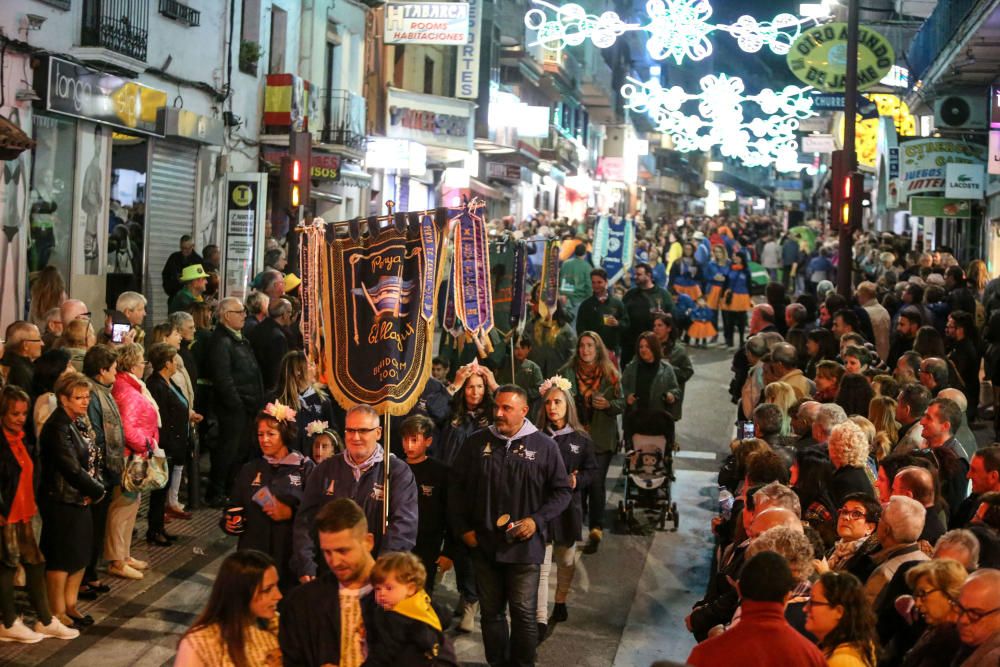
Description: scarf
344,444,384,481
70,414,102,480
575,361,604,401
263,450,307,467
828,536,868,571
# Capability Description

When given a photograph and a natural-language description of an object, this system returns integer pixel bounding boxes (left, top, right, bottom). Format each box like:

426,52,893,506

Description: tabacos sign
787,23,894,93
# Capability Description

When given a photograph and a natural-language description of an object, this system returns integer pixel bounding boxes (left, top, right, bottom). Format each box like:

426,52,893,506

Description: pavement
1,344,740,666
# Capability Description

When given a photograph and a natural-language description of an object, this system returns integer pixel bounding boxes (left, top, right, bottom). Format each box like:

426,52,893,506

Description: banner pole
510,336,515,383
383,413,391,535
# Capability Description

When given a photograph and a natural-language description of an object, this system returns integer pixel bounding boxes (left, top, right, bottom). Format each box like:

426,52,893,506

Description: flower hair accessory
264,402,297,423
305,420,329,437
539,375,572,397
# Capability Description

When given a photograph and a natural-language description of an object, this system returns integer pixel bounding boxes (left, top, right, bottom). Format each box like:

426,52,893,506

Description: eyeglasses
804,599,833,610
912,588,942,601
950,600,1000,624
838,508,867,521
78,312,92,320
344,427,380,436
224,309,247,317
23,338,43,343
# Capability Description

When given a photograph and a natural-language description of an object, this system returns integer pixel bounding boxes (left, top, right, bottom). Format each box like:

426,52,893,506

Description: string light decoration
621,74,817,172
525,0,818,65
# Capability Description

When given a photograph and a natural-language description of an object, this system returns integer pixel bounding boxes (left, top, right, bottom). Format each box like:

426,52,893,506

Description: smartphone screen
112,323,131,343
740,421,755,439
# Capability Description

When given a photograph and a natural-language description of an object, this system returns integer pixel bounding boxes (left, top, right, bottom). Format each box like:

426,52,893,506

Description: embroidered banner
593,216,635,284
538,238,561,320
452,204,493,336
488,237,520,336
319,210,447,415
509,239,529,333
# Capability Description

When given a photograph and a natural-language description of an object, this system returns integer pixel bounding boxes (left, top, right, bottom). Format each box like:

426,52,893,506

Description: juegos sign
786,23,894,93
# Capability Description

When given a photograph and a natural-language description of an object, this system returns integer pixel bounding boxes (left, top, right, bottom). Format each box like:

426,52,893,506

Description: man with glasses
1,322,43,393
953,569,1000,666
205,297,264,507
291,404,417,582
918,357,950,397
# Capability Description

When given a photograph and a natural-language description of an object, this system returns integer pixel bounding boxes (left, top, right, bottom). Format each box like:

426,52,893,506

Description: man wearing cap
169,264,209,314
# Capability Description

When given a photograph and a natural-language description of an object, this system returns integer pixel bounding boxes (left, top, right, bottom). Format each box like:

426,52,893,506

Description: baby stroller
617,433,679,532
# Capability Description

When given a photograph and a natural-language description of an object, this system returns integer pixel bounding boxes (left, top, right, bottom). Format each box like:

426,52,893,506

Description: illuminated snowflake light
525,0,818,65
621,75,817,172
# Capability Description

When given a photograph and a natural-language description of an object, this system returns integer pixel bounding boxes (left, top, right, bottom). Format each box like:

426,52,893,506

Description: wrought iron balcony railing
82,0,150,62
320,89,366,151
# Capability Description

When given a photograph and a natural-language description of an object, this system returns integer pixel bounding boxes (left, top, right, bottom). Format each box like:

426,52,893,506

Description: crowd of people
0,210,998,667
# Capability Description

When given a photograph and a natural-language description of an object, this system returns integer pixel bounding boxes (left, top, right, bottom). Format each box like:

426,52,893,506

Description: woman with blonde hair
828,421,875,505
269,351,337,455
899,559,968,667
868,396,899,461
764,381,797,436
61,320,96,372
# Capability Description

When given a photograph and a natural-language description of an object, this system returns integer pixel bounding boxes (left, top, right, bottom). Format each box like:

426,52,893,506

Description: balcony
320,89,367,155
81,0,149,62
906,0,977,83
159,0,200,26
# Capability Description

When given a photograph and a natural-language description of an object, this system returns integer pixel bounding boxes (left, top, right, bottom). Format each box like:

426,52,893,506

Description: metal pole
838,0,860,298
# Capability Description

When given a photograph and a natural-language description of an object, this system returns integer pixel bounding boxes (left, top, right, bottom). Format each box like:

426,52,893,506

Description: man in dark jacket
946,310,979,422
622,263,673,366
248,297,295,392
449,385,571,666
206,297,264,506
575,268,629,359
291,405,418,580
161,235,202,299
2,321,43,395
280,498,380,667
920,398,971,516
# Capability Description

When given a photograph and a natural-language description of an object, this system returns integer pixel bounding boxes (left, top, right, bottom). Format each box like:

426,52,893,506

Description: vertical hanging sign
455,0,482,99
223,173,266,301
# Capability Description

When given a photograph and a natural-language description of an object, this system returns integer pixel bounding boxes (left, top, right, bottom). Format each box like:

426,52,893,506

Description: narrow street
0,346,735,666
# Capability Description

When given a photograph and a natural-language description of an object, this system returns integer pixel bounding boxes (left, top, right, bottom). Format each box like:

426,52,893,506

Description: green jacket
621,358,681,422
665,342,693,420
168,286,202,314
575,294,630,353
559,257,594,314
496,357,544,404
560,365,623,454
526,318,577,378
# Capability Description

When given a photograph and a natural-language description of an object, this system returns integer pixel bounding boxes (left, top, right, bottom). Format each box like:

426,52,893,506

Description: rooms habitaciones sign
385,2,470,44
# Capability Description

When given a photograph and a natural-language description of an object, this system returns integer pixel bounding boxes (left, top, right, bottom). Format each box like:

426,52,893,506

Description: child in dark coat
364,552,457,667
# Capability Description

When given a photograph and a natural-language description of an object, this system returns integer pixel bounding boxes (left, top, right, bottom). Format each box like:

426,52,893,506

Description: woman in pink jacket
108,344,161,580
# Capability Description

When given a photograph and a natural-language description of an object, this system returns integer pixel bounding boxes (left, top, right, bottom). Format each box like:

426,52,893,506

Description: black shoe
86,581,111,594
77,586,98,601
537,622,548,645
67,613,94,628
550,602,568,623
146,531,171,547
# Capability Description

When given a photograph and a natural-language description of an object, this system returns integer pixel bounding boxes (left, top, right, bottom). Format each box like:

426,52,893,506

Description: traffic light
844,172,864,229
830,149,847,227
278,156,302,214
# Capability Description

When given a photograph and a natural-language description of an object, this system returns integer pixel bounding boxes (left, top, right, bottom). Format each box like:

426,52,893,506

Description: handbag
122,443,169,493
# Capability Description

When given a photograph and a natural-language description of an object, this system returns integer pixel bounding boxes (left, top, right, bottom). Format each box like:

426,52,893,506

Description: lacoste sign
944,163,984,200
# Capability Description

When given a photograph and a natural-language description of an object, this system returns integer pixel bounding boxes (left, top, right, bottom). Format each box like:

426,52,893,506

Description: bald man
891,466,945,545
954,569,1000,665
748,507,802,539
59,299,90,327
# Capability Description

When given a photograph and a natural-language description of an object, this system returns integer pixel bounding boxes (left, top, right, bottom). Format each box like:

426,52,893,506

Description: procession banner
489,237,526,336
510,239,529,334
319,210,447,415
538,238,561,319
452,203,493,342
592,215,635,284
591,214,610,268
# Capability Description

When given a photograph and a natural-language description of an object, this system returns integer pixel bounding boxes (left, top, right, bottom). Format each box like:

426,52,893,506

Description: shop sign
384,1,469,44
596,157,625,182
485,162,522,182
945,163,984,199
223,174,267,301
455,0,482,98
386,87,474,152
802,134,835,153
786,23,895,92
991,86,1000,129
262,147,341,181
908,196,972,219
888,147,899,179
365,137,427,176
161,108,224,145
898,138,987,198
990,131,1000,175
42,56,167,136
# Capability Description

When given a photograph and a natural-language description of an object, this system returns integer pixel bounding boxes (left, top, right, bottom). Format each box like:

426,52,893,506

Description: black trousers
583,451,615,529
84,491,112,582
722,311,747,347
209,411,251,500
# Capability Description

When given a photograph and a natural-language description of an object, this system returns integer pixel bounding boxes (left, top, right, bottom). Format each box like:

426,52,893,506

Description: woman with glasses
815,493,882,585
804,571,878,667
898,559,968,667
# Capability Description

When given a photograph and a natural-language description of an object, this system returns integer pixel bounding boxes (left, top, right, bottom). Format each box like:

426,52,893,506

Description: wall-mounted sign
837,94,917,168
992,86,1000,130
384,1,470,44
990,131,1000,175
596,157,625,182
485,162,522,182
488,87,550,139
944,163,985,199
802,134,835,153
898,138,986,198
365,137,427,176
386,87,474,152
261,147,341,181
223,174,267,301
786,23,894,92
39,56,167,136
455,0,482,98
909,196,972,219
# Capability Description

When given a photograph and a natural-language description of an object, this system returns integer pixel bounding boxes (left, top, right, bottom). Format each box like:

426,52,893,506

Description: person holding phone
560,332,623,554
222,402,314,593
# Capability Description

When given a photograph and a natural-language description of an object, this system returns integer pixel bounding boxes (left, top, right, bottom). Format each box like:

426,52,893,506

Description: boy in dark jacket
400,415,451,595
365,552,457,667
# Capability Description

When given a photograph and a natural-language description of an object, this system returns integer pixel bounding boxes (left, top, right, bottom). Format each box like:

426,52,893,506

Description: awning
470,177,504,200
340,168,372,188
312,190,344,204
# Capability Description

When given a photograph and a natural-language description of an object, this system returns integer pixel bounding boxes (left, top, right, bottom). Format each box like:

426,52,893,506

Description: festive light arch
525,0,818,65
621,74,817,172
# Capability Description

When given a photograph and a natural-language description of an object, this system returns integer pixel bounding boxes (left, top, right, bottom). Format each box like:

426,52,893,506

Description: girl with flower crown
534,376,597,637
560,331,623,554
222,402,314,593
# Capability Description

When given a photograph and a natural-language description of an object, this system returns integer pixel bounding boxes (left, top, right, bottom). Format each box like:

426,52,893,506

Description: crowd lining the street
0,214,998,666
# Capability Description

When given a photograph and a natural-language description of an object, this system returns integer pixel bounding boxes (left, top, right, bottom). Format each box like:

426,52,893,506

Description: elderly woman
38,372,106,629
899,559,968,667
222,404,314,593
111,343,166,546
764,381,797,437
739,335,770,422
147,343,202,539
0,386,79,642
828,421,876,506
744,526,817,636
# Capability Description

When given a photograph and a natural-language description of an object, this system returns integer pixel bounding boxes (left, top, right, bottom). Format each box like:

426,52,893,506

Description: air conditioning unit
934,95,988,130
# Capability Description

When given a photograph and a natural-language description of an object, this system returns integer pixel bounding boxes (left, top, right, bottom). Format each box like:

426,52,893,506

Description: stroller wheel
671,502,680,532
617,500,626,523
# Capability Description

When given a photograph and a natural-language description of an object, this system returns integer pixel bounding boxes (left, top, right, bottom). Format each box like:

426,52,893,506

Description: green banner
908,197,972,219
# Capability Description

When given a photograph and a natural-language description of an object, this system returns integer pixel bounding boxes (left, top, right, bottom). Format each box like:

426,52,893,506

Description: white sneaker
126,557,148,570
0,618,44,643
34,617,79,640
